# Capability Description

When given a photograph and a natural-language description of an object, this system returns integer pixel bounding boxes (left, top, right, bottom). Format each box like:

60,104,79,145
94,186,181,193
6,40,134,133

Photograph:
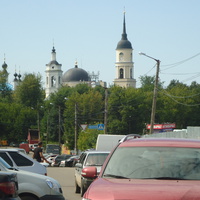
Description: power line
161,52,200,71
159,89,200,107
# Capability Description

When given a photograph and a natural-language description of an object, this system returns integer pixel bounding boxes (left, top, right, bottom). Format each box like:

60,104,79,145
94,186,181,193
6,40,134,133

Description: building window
46,77,48,85
119,52,124,61
130,69,132,79
59,76,61,84
119,68,124,79
51,76,56,87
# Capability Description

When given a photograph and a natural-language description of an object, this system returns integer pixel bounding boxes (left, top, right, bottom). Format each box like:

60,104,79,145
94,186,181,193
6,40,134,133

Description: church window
46,77,48,85
52,66,54,69
119,52,124,61
130,69,132,79
51,76,56,87
119,68,124,79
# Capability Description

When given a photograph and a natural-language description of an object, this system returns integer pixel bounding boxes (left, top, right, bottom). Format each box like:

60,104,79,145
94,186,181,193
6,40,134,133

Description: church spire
121,11,128,40
51,46,56,61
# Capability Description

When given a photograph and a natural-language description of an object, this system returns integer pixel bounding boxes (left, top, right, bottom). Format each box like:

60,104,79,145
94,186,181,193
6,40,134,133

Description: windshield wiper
103,174,129,179
144,177,186,180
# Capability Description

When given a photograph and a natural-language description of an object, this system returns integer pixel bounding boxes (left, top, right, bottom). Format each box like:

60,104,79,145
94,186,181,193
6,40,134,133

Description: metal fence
143,126,200,140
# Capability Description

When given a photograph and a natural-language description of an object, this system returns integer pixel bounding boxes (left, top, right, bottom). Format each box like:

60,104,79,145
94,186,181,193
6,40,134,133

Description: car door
75,153,86,187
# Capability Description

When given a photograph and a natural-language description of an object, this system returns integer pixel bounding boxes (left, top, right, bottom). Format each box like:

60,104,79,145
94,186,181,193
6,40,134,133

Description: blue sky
1,0,200,88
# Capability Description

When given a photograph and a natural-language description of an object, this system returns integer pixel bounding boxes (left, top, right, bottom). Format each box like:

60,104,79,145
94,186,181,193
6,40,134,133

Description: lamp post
104,87,108,134
65,97,78,155
139,52,160,134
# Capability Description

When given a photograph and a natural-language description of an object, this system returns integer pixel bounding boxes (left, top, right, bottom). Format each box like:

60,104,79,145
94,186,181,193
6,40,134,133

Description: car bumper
40,194,65,200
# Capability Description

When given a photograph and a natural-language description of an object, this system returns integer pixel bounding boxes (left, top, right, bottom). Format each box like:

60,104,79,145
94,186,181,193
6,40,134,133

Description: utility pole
74,103,77,155
150,59,160,134
104,88,108,134
139,52,160,134
58,105,61,148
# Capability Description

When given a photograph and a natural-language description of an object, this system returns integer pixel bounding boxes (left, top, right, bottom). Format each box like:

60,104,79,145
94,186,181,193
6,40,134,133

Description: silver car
0,157,65,200
75,150,110,196
0,148,47,175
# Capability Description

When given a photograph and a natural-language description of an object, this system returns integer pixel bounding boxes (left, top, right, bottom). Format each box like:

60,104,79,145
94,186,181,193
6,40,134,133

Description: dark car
60,155,79,167
53,154,72,167
82,137,200,200
0,171,20,200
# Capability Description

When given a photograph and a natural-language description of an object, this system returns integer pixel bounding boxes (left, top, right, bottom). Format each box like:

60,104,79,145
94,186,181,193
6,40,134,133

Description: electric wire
159,89,200,107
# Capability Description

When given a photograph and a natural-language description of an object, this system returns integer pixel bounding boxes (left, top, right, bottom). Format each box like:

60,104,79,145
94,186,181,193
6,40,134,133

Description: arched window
119,52,124,61
119,68,124,79
46,77,48,85
130,69,132,79
51,76,56,87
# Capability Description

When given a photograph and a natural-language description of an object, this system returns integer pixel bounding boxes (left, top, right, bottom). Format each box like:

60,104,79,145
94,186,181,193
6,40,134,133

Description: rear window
8,152,33,166
85,153,109,166
0,152,13,166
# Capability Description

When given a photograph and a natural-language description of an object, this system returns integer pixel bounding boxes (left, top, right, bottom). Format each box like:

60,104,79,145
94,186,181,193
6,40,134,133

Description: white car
0,157,65,200
0,148,47,175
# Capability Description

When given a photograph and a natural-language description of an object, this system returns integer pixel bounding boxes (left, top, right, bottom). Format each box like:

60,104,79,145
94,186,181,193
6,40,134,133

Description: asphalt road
47,167,82,200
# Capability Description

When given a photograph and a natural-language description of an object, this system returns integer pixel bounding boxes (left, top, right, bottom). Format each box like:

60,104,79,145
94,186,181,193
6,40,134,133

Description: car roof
83,150,110,154
0,148,22,152
119,138,200,148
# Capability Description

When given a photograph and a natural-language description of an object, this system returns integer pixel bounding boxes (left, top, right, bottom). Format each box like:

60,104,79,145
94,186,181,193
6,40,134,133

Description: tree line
1,71,200,151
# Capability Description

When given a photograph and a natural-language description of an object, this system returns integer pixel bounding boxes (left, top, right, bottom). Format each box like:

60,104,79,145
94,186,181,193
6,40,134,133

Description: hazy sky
1,0,200,88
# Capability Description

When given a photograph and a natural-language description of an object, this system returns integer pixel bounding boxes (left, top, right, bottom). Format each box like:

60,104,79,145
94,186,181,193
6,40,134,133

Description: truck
96,134,141,151
27,129,40,151
96,134,126,151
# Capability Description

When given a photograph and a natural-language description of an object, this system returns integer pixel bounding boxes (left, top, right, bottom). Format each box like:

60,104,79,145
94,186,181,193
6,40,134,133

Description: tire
81,180,87,197
75,180,80,193
20,195,38,200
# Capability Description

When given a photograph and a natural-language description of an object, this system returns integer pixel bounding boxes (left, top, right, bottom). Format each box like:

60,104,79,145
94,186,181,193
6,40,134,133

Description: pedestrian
33,142,49,163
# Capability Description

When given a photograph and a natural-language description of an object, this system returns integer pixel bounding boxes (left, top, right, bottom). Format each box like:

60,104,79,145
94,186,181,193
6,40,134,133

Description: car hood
7,169,60,185
85,178,200,199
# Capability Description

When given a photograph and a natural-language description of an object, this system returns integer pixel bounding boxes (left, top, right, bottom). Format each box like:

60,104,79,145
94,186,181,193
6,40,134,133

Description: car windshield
85,153,109,166
103,146,200,180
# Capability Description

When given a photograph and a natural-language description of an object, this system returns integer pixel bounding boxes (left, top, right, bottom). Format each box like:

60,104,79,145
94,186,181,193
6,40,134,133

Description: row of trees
1,71,200,151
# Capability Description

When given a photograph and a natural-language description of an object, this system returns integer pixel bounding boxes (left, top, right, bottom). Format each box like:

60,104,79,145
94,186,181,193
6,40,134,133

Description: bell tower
45,46,62,98
113,12,136,88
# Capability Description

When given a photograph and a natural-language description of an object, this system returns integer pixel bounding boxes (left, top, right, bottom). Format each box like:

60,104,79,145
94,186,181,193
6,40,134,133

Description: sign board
88,125,98,129
81,124,87,130
146,123,176,130
98,124,104,130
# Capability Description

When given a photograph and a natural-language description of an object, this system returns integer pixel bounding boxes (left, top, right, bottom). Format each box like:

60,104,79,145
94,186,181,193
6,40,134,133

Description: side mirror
81,167,97,179
75,163,82,168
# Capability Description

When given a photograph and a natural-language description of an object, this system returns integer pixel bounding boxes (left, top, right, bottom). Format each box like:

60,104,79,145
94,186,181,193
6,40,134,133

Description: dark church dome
116,39,132,49
116,12,132,50
62,62,89,82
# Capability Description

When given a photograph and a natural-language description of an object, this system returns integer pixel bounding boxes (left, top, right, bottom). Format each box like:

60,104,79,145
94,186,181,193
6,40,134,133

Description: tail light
0,182,16,195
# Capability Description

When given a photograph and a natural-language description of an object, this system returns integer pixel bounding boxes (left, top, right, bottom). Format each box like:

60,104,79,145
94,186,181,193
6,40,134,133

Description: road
47,167,82,200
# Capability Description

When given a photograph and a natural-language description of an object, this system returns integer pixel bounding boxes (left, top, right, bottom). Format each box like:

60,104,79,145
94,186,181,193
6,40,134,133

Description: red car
82,137,200,200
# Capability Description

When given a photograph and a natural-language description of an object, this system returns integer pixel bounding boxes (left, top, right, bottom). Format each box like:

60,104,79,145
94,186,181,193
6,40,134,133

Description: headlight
46,179,60,193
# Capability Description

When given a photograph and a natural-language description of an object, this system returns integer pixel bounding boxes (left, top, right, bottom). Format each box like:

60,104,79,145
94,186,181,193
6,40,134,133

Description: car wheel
75,180,80,193
81,180,86,197
20,195,37,200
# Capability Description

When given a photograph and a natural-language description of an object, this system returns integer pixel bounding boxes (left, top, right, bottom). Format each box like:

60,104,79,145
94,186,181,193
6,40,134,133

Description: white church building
4,13,136,97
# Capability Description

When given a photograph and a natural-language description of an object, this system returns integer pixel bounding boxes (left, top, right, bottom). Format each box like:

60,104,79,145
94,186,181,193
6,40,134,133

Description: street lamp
104,87,108,134
65,97,78,155
139,52,160,134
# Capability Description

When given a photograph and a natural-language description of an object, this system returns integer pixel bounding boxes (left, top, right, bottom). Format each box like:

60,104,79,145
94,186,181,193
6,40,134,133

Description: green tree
77,129,100,151
14,73,44,108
